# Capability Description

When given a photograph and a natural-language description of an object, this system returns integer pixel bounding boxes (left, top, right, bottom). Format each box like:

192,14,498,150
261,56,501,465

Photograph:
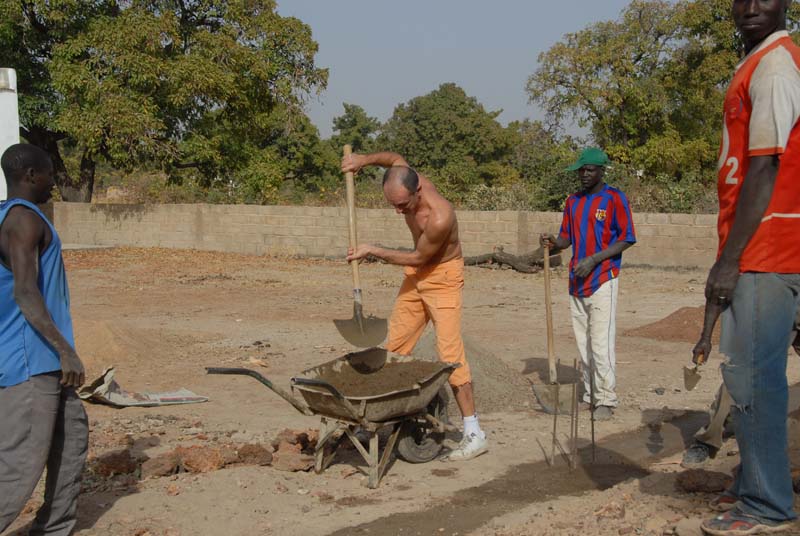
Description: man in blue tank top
0,144,88,535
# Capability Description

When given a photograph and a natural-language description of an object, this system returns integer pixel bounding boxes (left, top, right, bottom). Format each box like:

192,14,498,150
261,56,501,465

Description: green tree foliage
326,103,383,190
378,83,519,202
527,0,701,176
1,0,328,201
509,120,579,211
329,103,380,154
526,0,800,187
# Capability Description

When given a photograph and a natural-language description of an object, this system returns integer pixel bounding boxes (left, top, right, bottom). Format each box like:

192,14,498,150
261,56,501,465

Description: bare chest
405,212,429,240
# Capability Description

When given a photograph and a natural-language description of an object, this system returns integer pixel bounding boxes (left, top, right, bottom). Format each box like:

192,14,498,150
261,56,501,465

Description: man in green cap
541,148,636,420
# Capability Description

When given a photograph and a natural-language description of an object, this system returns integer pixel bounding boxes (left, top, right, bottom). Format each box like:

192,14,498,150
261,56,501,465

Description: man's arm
540,234,571,252
5,208,85,387
541,200,574,253
348,213,451,267
692,300,723,365
573,191,636,277
705,155,779,303
341,151,409,173
573,241,634,278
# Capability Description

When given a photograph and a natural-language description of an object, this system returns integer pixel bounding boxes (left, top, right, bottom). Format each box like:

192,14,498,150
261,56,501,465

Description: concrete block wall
625,213,717,268
52,203,719,269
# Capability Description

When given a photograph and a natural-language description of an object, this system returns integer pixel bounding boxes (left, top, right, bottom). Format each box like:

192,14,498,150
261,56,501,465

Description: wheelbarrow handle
291,377,363,422
206,367,313,416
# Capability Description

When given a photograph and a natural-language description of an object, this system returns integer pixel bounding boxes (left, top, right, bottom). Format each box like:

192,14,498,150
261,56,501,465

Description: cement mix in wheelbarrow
316,359,445,398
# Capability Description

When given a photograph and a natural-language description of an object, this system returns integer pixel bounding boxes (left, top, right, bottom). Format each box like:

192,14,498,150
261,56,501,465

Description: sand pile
412,330,533,413
624,306,719,344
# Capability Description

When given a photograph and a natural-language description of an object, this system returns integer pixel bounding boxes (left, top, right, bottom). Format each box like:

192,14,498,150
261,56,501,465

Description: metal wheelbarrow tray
207,347,457,488
292,350,453,423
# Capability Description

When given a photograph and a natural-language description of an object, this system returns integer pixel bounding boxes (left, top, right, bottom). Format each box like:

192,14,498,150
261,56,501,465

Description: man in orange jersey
341,151,487,462
699,1,800,534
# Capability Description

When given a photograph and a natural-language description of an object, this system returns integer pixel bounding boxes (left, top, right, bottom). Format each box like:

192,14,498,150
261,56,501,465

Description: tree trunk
464,246,562,273
60,150,95,202
22,126,75,199
21,127,96,202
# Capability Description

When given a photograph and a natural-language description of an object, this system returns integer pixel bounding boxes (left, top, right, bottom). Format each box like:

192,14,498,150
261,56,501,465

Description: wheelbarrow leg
376,422,402,487
368,430,380,489
315,419,344,474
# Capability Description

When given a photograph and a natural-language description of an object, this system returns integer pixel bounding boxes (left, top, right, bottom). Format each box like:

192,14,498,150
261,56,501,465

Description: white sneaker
440,432,488,462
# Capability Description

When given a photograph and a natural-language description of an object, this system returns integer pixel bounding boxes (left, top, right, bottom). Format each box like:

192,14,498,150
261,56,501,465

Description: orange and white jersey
717,30,800,273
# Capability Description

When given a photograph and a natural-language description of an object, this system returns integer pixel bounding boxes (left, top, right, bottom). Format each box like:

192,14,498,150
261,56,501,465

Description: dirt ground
4,247,800,536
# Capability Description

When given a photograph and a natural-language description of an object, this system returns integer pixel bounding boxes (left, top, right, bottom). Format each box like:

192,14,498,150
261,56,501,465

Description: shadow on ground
327,408,708,536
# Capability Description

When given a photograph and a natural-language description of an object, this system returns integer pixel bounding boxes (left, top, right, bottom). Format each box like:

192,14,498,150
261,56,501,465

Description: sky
276,0,634,138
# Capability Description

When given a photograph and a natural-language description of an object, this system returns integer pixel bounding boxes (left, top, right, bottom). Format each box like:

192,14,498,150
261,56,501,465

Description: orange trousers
386,258,471,387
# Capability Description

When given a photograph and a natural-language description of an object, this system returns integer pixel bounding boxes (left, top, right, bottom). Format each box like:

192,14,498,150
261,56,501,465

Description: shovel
530,243,573,415
683,350,707,391
333,145,388,351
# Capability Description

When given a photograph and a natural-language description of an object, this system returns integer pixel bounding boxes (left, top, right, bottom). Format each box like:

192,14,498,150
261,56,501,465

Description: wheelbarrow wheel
396,388,449,464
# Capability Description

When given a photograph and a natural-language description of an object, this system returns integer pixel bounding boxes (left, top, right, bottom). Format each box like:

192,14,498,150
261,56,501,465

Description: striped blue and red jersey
558,184,636,297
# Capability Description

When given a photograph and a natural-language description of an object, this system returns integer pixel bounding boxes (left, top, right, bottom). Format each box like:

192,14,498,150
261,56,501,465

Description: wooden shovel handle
343,145,361,290
543,243,557,383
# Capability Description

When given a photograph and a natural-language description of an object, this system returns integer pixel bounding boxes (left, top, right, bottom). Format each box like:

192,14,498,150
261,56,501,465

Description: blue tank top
0,199,74,387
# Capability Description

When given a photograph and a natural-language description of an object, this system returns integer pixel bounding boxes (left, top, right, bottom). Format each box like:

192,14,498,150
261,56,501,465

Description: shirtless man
342,151,488,461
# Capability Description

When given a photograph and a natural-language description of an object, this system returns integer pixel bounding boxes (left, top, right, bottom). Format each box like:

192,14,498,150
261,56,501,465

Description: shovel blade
333,311,388,348
345,347,388,374
531,382,574,415
683,364,702,391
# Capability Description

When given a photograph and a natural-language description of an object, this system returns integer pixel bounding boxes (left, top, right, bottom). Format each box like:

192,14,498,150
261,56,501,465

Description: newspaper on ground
78,367,209,407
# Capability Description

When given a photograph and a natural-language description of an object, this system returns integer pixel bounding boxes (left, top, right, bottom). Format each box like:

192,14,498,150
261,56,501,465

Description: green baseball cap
566,147,610,171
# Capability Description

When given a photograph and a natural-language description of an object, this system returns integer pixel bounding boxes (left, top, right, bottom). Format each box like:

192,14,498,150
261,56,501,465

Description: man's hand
341,153,368,174
540,233,557,249
705,258,740,307
347,244,373,262
692,337,712,366
574,255,598,278
60,348,85,388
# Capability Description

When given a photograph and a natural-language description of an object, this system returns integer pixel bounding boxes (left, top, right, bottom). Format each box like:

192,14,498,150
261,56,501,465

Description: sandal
701,511,795,535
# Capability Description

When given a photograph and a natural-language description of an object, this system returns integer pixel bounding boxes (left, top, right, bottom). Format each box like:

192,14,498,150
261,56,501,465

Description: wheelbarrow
207,347,456,488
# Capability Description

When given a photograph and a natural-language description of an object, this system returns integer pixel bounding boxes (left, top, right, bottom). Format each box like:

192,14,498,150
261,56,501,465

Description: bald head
382,166,419,194
1,143,52,187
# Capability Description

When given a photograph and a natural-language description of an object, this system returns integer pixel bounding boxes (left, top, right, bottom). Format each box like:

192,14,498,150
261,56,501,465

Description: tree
527,1,690,173
0,0,117,199
0,0,327,201
509,120,579,211
378,83,518,200
526,0,800,182
329,103,380,154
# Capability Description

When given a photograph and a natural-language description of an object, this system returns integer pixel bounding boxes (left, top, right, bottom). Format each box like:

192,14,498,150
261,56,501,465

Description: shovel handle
694,350,706,366
343,145,361,293
543,243,557,383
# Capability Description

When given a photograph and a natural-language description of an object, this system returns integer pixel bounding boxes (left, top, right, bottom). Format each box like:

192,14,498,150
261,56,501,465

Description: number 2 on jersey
724,157,739,185
718,120,740,185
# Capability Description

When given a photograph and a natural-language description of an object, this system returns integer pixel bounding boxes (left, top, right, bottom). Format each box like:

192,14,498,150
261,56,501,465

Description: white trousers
570,277,619,407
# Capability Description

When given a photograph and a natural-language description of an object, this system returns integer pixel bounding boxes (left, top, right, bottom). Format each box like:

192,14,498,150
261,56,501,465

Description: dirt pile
412,330,533,412
675,469,732,493
624,306,720,344
90,449,139,476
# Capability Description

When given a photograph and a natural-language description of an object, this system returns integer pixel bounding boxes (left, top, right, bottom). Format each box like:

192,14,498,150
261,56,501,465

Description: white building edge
0,68,21,201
